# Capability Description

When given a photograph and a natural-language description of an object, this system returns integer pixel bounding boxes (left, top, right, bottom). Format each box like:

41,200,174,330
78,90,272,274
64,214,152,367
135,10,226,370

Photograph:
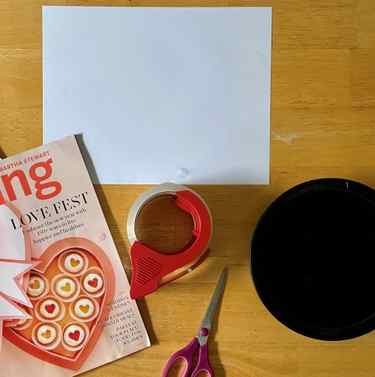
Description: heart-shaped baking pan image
4,237,115,370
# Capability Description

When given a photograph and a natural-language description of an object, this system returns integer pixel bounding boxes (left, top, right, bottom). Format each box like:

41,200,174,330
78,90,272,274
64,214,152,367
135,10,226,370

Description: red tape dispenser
127,183,213,299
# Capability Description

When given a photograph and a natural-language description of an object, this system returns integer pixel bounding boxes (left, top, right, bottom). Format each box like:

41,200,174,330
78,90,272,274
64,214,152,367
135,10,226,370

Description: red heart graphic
3,237,115,371
88,278,98,288
69,330,80,341
45,304,55,314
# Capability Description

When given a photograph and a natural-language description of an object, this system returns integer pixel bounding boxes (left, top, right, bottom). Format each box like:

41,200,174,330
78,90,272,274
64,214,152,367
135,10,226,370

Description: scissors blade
199,267,227,333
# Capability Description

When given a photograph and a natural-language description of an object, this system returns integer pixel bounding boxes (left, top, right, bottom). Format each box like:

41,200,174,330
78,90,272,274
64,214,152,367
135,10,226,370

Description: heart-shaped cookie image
3,237,115,371
69,330,80,341
61,282,71,292
80,305,89,314
88,278,98,288
46,304,56,314
70,259,80,268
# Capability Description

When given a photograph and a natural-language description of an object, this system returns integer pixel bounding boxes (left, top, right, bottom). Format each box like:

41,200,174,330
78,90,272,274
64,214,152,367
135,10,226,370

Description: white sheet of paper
0,262,33,307
43,6,272,184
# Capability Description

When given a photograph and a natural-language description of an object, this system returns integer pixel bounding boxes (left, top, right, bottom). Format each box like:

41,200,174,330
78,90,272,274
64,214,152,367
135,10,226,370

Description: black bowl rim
250,178,375,341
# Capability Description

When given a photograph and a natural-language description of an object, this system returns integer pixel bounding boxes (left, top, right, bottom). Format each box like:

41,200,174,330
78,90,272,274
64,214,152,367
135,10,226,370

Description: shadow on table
0,146,6,159
75,133,100,184
207,268,228,377
137,299,158,346
210,338,226,377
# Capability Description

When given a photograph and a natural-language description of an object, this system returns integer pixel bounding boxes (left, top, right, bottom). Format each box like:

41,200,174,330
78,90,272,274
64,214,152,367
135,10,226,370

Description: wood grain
1,0,375,376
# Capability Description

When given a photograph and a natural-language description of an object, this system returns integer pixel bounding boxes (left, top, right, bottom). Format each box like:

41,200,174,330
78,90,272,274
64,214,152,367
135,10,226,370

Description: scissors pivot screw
200,328,209,336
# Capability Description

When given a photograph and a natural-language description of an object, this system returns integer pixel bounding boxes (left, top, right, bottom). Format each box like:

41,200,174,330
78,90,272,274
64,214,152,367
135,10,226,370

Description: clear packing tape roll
127,183,213,299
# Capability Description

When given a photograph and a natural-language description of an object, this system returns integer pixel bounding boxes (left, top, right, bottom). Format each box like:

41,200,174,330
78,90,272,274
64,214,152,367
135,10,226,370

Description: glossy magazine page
0,136,150,376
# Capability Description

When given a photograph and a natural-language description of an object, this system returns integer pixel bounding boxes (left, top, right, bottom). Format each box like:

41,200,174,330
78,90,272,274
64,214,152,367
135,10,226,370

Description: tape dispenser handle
127,183,212,299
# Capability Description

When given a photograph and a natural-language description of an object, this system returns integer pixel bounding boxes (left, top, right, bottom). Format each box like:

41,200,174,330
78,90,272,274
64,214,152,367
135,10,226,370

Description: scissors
162,268,227,377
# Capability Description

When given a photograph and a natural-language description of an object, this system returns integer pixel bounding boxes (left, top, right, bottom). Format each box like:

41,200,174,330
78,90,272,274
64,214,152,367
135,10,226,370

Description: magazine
0,136,150,376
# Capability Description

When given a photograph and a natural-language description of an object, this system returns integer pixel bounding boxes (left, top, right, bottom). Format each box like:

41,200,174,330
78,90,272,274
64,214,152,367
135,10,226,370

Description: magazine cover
0,136,150,376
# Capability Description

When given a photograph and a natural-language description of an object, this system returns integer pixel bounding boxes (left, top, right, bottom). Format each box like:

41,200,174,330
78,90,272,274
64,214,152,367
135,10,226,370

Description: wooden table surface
2,0,375,376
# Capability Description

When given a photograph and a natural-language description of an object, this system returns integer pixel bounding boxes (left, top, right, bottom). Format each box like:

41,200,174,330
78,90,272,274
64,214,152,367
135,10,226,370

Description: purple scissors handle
161,329,214,377
162,268,227,377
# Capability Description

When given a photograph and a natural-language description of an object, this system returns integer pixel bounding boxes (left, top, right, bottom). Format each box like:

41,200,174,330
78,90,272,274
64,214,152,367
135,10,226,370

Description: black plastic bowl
251,178,375,341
